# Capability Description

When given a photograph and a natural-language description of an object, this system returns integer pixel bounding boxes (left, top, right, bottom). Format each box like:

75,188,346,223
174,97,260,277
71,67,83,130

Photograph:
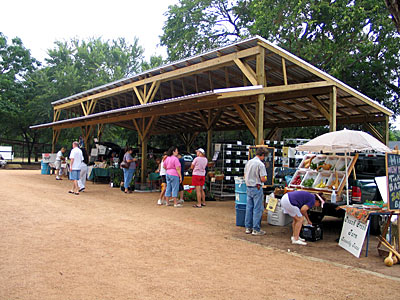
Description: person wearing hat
280,190,325,245
190,148,208,208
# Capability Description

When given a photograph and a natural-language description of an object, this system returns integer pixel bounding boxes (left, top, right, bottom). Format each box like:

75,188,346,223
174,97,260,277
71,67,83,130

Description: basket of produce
327,171,344,190
289,170,306,187
299,155,316,169
324,156,338,171
301,171,317,188
313,172,331,189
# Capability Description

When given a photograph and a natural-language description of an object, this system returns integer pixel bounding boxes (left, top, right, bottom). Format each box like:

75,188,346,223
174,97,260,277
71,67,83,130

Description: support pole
329,86,337,132
207,129,212,160
256,46,265,144
384,115,389,146
140,135,148,186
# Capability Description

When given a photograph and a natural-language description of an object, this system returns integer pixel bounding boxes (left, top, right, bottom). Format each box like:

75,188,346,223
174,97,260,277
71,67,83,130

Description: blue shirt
179,157,185,179
287,191,315,209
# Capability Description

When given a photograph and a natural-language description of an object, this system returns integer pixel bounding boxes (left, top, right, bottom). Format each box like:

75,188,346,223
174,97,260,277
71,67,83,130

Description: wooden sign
386,153,400,210
248,146,275,187
339,213,370,258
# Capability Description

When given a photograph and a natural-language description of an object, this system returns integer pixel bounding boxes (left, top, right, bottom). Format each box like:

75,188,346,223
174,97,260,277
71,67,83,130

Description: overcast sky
1,0,179,62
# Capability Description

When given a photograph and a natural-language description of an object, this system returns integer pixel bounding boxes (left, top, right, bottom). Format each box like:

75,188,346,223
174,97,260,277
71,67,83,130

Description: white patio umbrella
296,129,391,205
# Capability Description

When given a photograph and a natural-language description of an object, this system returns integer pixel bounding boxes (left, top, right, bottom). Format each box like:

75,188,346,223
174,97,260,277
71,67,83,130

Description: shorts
165,174,179,198
55,160,61,170
69,170,81,181
280,193,302,218
161,175,166,183
179,183,184,192
192,175,205,186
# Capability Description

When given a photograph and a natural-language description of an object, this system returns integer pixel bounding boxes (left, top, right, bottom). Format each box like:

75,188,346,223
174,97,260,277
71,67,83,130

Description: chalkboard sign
386,153,400,210
248,146,275,187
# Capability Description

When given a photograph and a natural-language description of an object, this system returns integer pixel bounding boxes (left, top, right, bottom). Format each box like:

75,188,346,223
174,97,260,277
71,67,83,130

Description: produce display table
89,167,110,183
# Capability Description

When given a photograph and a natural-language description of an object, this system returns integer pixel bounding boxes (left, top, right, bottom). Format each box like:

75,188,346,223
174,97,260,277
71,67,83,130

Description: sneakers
178,199,184,204
157,199,162,205
79,187,85,192
291,236,306,242
56,177,62,180
245,228,252,234
174,203,183,208
292,239,307,245
251,229,266,236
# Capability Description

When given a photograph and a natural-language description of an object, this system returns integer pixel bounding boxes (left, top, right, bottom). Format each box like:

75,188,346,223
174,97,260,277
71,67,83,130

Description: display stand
288,153,358,200
210,142,250,200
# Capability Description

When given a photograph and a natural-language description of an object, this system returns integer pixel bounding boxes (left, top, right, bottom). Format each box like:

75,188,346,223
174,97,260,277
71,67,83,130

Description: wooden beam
257,40,392,116
274,101,314,119
234,58,258,86
132,118,143,140
133,87,144,104
364,122,384,143
282,58,288,85
234,104,257,137
80,102,88,116
329,86,337,132
308,95,330,120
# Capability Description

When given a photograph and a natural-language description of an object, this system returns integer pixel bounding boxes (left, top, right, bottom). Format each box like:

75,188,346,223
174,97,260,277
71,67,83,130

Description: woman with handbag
121,147,137,193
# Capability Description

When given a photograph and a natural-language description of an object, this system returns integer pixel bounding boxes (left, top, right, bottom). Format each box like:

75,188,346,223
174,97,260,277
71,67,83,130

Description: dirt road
0,170,399,300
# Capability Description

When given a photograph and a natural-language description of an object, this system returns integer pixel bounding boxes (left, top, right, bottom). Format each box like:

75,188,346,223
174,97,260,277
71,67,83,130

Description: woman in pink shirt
191,148,208,208
163,146,183,207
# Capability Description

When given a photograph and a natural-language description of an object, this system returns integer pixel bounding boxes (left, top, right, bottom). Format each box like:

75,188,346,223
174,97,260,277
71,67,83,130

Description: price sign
386,153,400,210
339,213,369,258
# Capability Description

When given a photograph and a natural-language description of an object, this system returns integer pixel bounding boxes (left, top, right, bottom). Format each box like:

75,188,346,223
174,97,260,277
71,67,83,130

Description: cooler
267,206,292,226
235,177,247,204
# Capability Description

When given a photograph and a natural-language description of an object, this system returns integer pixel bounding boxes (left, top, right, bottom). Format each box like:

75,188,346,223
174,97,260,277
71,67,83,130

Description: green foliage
160,0,248,61
141,55,165,71
160,0,400,116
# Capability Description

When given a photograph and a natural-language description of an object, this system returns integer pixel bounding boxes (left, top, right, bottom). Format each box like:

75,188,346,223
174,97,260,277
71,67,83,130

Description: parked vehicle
309,153,386,234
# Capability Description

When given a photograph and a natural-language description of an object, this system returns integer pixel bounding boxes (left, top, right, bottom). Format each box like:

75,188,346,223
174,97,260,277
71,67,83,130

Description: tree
0,32,42,162
160,0,248,61
385,0,400,32
160,0,400,117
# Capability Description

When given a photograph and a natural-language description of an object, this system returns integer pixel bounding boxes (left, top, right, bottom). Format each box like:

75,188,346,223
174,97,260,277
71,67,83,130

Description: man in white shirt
55,147,66,180
68,141,83,195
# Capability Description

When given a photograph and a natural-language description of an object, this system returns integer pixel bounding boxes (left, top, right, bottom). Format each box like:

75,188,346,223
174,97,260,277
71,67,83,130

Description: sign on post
386,153,400,210
339,213,370,258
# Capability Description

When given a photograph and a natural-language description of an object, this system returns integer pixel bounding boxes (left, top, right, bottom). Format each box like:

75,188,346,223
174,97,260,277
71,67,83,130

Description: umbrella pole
345,153,349,206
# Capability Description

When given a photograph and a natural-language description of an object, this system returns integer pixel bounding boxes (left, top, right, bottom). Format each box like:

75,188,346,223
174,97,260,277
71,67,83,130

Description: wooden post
256,46,265,144
140,135,148,186
385,115,389,146
329,86,337,132
207,129,212,160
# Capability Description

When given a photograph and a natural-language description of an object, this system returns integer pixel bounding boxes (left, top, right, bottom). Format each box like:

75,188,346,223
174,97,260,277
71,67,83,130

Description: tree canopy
160,0,400,115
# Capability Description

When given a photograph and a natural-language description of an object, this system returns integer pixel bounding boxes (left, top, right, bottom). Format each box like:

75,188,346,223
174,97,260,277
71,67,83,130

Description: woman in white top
157,153,167,205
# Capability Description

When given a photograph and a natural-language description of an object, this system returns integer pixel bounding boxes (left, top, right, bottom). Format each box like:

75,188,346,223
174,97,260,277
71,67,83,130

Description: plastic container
289,170,306,187
235,177,247,193
267,206,292,226
235,204,262,227
331,187,337,204
235,192,247,204
41,161,50,175
235,203,247,227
